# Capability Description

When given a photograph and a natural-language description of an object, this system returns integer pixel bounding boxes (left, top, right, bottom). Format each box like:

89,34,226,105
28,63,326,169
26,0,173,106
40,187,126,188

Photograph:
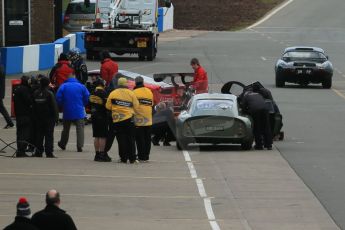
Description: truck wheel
138,53,145,61
147,40,156,61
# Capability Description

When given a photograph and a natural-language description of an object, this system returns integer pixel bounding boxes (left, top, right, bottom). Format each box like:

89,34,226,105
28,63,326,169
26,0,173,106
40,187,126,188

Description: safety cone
93,7,103,28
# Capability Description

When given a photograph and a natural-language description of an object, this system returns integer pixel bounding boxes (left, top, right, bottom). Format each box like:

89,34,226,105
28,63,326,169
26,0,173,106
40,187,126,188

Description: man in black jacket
32,76,59,158
31,189,77,230
0,65,14,129
242,89,273,150
4,197,38,230
13,76,34,157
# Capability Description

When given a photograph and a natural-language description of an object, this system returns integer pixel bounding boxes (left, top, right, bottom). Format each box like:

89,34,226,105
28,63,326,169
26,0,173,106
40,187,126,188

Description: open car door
221,81,246,96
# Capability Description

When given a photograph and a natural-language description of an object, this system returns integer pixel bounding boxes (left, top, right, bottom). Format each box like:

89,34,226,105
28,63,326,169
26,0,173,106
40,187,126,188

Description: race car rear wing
153,73,194,87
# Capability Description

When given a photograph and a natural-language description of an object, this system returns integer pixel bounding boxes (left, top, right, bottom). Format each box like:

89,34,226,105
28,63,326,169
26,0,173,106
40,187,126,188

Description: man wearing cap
4,197,38,230
31,189,77,230
13,76,34,157
32,76,59,158
133,76,153,162
49,53,74,91
106,77,139,163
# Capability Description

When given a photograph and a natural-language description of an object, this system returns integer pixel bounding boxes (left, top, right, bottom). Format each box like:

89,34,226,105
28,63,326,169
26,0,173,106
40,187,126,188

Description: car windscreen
66,3,95,14
195,99,234,111
283,51,327,61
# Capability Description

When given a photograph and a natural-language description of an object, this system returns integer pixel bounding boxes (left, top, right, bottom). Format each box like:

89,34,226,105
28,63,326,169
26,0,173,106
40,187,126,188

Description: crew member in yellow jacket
106,77,139,164
133,77,154,162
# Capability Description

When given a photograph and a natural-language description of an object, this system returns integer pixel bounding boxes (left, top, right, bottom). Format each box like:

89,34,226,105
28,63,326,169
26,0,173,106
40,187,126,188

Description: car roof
284,46,325,54
192,93,237,101
70,0,96,3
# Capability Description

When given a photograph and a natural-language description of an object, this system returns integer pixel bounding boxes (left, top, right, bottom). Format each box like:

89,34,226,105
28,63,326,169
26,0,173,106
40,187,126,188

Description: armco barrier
54,37,70,54
39,43,55,70
76,32,86,53
158,5,174,32
1,47,23,75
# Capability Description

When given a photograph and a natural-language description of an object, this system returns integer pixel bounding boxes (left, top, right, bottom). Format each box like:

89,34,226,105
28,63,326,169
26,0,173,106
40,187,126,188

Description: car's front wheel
275,73,285,88
241,139,253,150
176,140,188,150
322,78,332,89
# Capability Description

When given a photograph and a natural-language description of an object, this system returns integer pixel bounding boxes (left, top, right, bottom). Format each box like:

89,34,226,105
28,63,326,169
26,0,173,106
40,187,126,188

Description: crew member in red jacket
100,51,119,86
190,58,208,93
49,53,74,90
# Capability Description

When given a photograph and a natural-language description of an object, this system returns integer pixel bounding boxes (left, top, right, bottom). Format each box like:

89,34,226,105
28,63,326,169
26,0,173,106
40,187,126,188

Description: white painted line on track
187,162,198,179
196,178,207,198
247,0,294,29
209,221,221,230
261,56,267,61
0,192,200,200
0,172,194,180
182,149,221,230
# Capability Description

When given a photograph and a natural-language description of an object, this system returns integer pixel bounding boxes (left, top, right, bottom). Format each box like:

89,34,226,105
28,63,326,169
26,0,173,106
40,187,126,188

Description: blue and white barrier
1,33,85,75
158,5,174,32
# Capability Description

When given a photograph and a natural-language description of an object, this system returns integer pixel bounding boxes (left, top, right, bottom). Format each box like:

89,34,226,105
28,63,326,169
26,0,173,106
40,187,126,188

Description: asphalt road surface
1,0,345,229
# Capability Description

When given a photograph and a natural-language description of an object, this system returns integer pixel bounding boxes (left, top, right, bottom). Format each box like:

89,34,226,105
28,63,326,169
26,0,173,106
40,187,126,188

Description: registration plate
73,20,92,25
297,69,312,75
206,126,224,131
137,41,147,48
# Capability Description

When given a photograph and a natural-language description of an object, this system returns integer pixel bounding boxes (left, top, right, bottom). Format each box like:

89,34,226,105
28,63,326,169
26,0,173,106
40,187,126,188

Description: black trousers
113,119,136,162
105,116,116,153
251,109,273,147
16,116,32,154
152,122,174,143
35,119,55,155
135,126,151,161
0,99,13,126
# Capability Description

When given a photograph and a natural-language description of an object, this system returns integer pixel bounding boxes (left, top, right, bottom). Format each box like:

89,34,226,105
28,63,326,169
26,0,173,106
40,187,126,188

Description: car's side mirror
164,0,172,8
326,56,329,60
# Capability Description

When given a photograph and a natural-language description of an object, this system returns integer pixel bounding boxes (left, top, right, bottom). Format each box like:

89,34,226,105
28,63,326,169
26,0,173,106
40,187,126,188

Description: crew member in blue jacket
56,74,90,152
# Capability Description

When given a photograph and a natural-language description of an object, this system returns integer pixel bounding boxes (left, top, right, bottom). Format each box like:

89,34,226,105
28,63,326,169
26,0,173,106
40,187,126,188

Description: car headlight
316,63,327,69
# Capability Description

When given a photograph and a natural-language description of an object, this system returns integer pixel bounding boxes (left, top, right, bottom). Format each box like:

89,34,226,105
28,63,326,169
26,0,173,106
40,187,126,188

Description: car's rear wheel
322,78,332,89
176,140,188,150
275,73,285,88
241,139,253,150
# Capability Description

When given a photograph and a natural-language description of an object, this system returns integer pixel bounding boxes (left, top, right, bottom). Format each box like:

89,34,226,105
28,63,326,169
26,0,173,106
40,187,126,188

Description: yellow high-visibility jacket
106,87,139,123
133,86,153,126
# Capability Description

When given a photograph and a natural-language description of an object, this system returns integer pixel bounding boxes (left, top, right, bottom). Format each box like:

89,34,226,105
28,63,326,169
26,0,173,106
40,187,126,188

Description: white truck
82,0,171,61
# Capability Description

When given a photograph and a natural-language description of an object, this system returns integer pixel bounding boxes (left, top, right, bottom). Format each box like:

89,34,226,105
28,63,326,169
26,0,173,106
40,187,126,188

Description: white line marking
204,198,216,220
183,150,191,162
267,36,272,39
247,0,294,29
0,172,193,180
187,162,198,179
261,56,267,61
0,192,199,200
210,221,221,230
183,150,221,230
196,178,207,198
